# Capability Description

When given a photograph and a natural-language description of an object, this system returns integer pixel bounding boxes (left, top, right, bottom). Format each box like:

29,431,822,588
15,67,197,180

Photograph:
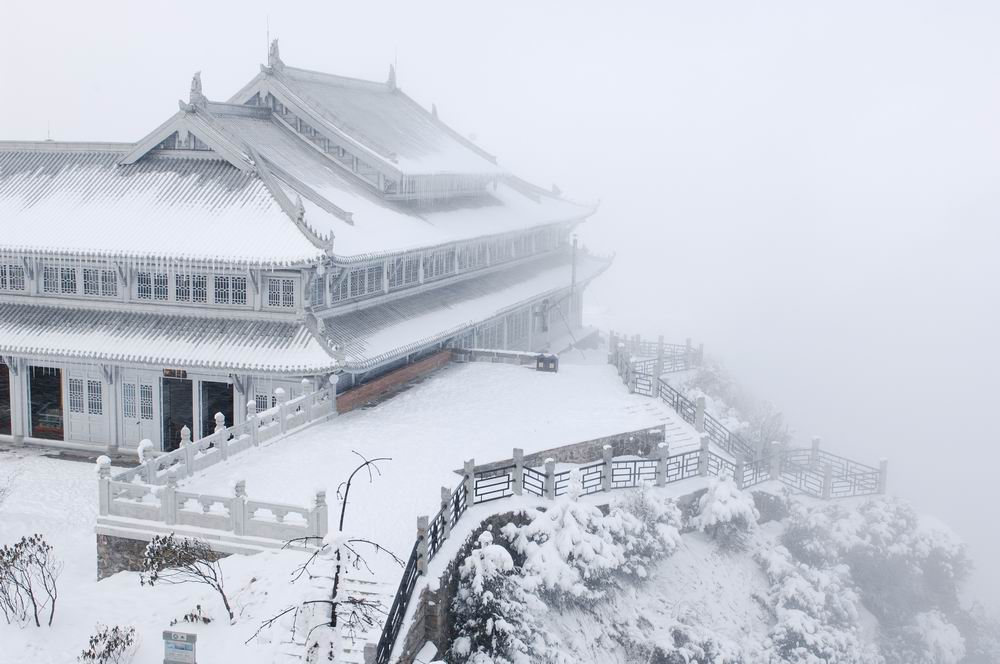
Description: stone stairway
336,576,395,663
623,399,699,453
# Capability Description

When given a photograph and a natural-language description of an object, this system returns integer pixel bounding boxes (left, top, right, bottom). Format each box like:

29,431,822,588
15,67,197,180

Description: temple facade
0,42,609,454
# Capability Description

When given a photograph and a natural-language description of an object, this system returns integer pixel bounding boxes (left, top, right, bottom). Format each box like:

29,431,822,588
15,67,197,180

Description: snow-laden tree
689,475,759,550
882,610,965,664
757,545,882,664
609,486,682,578
451,531,557,664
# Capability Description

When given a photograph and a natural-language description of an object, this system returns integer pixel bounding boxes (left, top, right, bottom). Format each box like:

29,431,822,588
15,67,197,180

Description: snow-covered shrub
502,470,657,602
758,545,882,664
650,622,747,663
782,501,852,568
955,603,1000,664
78,624,138,664
140,534,233,623
689,475,758,550
609,486,682,577
450,531,556,664
0,533,61,627
882,610,965,664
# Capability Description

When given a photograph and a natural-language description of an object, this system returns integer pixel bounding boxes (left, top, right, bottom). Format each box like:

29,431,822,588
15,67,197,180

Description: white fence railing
113,383,336,485
98,461,328,542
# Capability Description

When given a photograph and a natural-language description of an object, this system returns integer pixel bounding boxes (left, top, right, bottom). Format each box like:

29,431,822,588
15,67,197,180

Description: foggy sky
2,0,998,607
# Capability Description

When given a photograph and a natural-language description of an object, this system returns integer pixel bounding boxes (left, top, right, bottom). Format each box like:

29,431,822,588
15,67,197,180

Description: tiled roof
0,147,324,267
323,253,611,371
0,303,336,374
276,67,502,176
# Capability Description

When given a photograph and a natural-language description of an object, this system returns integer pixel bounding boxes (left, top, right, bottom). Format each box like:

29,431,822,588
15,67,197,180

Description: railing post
328,374,340,417
144,455,157,485
695,396,706,433
544,457,556,499
655,335,665,377
180,425,194,478
769,441,783,482
314,489,328,538
275,388,288,434
878,458,889,494
698,343,705,366
822,463,834,499
416,516,429,575
301,378,314,421
215,412,229,461
697,434,711,477
440,486,453,540
363,643,377,664
607,330,618,364
247,400,259,447
162,474,178,526
656,442,669,487
602,444,613,492
512,448,524,496
810,436,821,468
734,454,746,489
464,459,475,505
685,337,693,367
97,456,111,516
231,480,246,535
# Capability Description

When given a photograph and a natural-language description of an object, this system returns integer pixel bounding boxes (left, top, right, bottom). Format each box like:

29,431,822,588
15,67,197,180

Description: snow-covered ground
182,360,698,584
0,449,324,664
0,357,700,663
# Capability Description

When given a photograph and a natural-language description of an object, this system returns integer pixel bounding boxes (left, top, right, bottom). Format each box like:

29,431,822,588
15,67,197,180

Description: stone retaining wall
97,533,227,580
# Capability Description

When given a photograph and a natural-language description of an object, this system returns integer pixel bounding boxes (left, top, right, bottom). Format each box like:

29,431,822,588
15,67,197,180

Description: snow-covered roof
0,145,324,267
206,107,593,260
324,253,611,371
266,65,502,176
0,303,336,374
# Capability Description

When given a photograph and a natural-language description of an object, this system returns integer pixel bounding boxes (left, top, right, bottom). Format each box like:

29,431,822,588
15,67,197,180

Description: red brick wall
337,350,453,414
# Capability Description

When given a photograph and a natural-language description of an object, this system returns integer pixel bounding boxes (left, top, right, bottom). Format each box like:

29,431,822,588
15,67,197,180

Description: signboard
163,631,197,664
163,369,188,379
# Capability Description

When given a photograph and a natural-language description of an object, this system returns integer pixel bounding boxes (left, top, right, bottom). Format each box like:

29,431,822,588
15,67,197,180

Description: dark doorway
161,377,193,452
0,363,11,436
200,381,234,438
29,366,63,441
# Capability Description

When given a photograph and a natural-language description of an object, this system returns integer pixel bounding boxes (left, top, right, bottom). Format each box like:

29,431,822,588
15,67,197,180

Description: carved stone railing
112,381,336,485
98,460,328,543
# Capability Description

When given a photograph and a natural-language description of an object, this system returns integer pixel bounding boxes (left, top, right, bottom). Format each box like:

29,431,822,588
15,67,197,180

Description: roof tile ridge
0,140,133,153
393,90,500,166
280,65,387,91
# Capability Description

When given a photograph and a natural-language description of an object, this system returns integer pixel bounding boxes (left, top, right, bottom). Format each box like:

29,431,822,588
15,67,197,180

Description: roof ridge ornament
387,64,397,91
189,71,207,108
268,39,284,71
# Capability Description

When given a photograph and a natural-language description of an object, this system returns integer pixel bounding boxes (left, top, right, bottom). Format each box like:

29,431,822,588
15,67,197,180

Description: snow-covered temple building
0,42,608,453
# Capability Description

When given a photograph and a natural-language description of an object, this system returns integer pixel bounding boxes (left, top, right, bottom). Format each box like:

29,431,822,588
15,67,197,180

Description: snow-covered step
336,576,394,664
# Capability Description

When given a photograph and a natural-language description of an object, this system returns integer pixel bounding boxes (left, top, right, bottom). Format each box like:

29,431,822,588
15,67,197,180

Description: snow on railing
98,460,328,543
112,382,336,485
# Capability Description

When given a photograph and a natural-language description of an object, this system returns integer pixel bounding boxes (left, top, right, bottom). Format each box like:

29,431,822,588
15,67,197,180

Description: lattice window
68,379,84,414
61,268,76,294
83,269,100,296
267,278,295,308
43,267,59,293
310,274,325,306
174,274,191,301
87,380,102,415
137,271,168,300
122,383,136,420
214,275,232,304
192,274,208,303
458,243,488,271
0,265,26,292
330,275,349,303
388,256,419,290
140,385,153,420
255,394,270,413
101,270,117,297
424,250,456,281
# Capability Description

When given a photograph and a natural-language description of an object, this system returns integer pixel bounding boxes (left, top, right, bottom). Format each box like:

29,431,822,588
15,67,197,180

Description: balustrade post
734,454,746,489
685,337,693,367
695,396,706,433
769,441,783,482
328,373,340,417
698,343,705,366
810,436,821,468
440,487,453,540
314,489,329,538
512,448,524,496
363,643,377,664
416,516,429,575
464,459,476,505
601,444,613,492
163,475,178,526
247,400,259,447
231,480,246,535
607,330,618,364
544,458,556,499
697,434,711,477
301,378,314,422
878,458,889,494
97,456,111,516
822,463,834,499
180,425,194,478
656,442,669,487
144,456,157,485
275,387,289,434
215,412,229,461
